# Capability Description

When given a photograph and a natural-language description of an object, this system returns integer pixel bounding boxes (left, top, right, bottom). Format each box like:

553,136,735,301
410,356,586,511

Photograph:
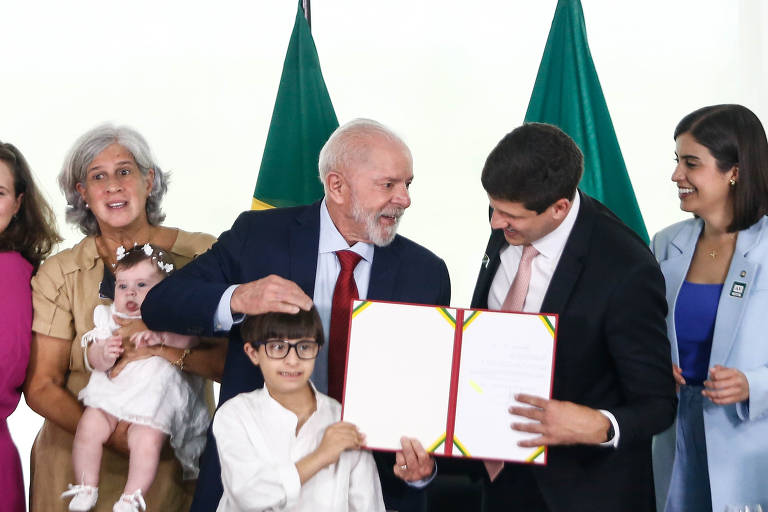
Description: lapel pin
740,270,746,277
730,281,746,298
482,253,490,269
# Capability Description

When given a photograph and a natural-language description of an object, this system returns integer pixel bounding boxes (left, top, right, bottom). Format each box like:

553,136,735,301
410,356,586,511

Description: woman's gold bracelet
173,348,191,371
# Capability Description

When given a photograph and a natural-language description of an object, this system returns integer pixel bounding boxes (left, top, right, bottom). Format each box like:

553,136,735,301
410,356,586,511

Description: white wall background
4,0,767,497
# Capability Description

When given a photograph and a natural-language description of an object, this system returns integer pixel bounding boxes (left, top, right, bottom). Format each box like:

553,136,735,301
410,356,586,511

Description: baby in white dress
62,244,210,512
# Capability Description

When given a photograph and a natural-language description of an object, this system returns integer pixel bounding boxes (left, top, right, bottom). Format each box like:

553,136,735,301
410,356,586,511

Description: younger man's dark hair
481,123,583,213
241,307,325,348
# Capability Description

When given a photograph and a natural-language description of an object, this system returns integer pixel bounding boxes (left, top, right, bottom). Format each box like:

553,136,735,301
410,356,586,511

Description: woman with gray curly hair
24,124,226,512
57,126,169,237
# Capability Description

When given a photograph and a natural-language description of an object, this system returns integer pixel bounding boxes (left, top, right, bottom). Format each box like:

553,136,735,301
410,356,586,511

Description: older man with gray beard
142,118,451,512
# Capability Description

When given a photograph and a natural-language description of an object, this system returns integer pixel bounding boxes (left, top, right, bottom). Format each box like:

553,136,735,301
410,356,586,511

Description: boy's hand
102,334,124,366
296,421,366,485
317,421,365,466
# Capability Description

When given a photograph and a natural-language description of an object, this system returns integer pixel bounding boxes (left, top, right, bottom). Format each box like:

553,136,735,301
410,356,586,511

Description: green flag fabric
252,1,339,210
524,0,649,242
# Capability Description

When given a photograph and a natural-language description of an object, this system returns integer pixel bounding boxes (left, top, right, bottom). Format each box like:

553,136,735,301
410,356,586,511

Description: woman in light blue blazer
652,104,768,512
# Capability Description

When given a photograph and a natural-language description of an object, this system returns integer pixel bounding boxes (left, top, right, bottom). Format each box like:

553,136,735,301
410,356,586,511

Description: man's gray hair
57,123,169,236
318,118,412,187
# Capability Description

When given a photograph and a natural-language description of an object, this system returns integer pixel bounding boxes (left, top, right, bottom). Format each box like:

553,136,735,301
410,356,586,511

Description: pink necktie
501,244,539,311
485,244,539,482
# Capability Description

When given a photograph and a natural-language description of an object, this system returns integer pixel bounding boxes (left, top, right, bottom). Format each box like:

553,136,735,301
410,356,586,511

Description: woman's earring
729,178,737,186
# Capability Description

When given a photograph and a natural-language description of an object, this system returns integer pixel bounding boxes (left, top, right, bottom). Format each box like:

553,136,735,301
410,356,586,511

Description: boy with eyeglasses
212,308,385,511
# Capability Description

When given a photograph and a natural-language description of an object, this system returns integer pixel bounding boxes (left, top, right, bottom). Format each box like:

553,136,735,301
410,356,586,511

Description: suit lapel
659,220,701,365
710,222,762,365
539,193,593,314
368,241,399,300
470,230,506,309
288,202,321,297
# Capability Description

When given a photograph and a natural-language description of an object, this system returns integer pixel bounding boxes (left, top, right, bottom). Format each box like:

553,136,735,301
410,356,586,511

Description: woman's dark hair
0,142,62,269
241,308,325,348
675,104,768,232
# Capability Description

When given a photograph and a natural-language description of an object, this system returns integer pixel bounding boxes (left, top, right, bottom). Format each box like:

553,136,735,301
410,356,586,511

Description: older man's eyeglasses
256,339,320,360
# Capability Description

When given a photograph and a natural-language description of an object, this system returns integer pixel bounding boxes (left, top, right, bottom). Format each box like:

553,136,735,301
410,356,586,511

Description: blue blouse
674,281,723,386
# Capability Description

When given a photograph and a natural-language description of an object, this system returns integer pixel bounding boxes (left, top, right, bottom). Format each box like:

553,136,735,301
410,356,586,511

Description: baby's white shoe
113,489,146,512
61,483,98,511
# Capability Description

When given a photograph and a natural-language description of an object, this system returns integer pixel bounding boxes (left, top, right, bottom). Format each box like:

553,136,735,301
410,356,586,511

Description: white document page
453,311,556,464
342,300,456,452
342,301,556,464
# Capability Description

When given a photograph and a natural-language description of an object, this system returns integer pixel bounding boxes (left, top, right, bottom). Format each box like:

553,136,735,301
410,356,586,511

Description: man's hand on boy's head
230,275,313,316
394,437,435,482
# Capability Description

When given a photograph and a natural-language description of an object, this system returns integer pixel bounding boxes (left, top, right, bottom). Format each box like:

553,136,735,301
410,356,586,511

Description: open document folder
341,300,557,465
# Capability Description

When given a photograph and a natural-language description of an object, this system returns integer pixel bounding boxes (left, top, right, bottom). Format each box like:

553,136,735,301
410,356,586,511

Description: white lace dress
78,304,210,479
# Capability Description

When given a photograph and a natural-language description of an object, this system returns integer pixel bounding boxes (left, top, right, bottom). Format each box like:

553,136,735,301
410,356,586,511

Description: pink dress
0,251,33,512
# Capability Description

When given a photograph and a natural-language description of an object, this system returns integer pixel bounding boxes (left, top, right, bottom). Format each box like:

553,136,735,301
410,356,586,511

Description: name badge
730,281,746,298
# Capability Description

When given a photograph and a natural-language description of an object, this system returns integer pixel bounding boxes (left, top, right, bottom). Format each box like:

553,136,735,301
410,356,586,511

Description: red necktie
486,244,539,482
328,250,363,402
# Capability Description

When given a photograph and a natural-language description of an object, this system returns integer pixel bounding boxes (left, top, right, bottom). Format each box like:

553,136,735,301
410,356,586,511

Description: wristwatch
605,423,615,443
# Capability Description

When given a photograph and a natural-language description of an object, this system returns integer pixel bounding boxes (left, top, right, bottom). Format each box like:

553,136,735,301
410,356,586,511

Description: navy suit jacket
143,201,451,511
467,193,675,512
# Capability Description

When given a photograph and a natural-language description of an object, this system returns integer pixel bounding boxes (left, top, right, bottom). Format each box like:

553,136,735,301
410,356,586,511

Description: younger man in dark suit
469,123,675,511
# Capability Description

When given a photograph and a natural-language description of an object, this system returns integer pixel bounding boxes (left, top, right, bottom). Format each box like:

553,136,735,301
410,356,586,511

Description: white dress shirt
486,194,620,447
310,200,374,392
213,385,385,512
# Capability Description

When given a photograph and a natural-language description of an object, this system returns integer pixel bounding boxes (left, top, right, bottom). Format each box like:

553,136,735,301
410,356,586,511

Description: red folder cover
341,299,558,465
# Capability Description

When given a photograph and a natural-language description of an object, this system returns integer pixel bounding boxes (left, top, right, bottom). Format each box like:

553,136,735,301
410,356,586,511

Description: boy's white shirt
213,383,385,512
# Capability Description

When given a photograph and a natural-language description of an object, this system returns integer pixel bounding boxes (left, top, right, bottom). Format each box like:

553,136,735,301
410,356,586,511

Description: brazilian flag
525,0,649,242
252,0,339,210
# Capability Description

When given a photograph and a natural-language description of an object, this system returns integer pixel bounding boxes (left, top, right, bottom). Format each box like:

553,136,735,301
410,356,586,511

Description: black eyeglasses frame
253,338,320,360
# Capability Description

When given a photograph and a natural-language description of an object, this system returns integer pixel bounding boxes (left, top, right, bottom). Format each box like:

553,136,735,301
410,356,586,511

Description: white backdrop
4,0,767,496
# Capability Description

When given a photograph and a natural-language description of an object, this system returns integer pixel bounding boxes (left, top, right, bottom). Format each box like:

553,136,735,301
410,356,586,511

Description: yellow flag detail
251,197,275,210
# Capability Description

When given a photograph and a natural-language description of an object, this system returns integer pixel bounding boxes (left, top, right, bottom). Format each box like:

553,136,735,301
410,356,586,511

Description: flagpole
302,0,311,31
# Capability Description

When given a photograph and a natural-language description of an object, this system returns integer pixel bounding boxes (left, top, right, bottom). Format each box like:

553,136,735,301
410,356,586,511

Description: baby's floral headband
114,243,174,274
